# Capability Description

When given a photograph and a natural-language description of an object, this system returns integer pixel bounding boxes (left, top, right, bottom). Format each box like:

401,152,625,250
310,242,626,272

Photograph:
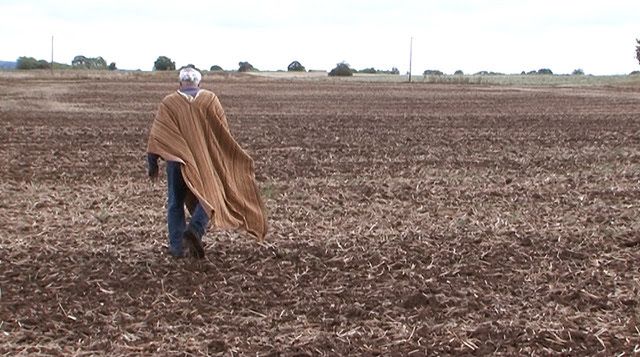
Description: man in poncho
147,67,267,258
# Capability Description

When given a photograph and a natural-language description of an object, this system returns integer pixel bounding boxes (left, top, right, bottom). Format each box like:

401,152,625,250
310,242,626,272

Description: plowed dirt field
1,71,640,355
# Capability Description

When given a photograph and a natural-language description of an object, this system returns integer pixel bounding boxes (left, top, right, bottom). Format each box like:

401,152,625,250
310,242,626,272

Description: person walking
147,67,267,258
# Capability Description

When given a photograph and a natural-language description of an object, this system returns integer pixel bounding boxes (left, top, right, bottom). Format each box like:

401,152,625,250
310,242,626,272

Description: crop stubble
1,73,639,355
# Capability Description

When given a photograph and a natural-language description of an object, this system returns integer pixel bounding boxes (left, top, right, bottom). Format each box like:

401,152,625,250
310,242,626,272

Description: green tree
71,55,107,69
368,67,401,75
210,65,223,71
177,64,202,74
16,56,50,70
238,61,255,72
179,64,198,71
636,39,640,66
359,67,377,74
523,69,553,75
287,61,306,72
328,62,352,76
108,62,117,71
423,69,444,76
16,56,36,69
571,68,584,75
154,56,175,71
71,55,87,67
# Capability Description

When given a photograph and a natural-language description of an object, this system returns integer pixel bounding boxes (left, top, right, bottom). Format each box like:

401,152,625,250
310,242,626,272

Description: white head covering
179,67,202,85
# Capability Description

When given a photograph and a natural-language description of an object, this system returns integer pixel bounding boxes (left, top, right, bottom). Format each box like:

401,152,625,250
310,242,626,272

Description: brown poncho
147,89,267,239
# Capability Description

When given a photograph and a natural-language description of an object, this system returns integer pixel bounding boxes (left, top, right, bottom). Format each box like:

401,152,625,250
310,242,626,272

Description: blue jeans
166,161,209,256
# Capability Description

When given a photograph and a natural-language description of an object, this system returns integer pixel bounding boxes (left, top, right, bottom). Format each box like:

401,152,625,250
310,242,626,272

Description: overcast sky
1,0,639,75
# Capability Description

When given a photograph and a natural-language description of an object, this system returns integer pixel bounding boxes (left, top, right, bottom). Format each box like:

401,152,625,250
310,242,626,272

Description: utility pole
51,35,54,75
408,36,413,83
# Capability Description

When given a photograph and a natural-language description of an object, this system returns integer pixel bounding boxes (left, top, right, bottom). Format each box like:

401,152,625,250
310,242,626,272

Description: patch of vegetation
356,67,399,74
329,62,353,77
287,61,306,72
72,55,108,69
154,56,176,71
358,67,378,74
210,65,224,71
17,56,51,70
423,69,444,76
475,70,504,75
15,57,72,70
523,68,554,75
178,64,201,72
383,67,400,75
53,62,72,70
238,61,256,72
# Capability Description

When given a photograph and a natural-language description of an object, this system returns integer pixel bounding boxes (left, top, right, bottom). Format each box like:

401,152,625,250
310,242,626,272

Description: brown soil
1,72,639,355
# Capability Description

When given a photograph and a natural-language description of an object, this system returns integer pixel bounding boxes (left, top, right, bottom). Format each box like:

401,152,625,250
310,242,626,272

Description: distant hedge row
14,43,640,74
17,56,116,70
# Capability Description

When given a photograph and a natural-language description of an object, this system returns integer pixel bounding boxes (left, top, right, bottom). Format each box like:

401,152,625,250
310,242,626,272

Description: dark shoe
166,245,186,258
183,229,205,259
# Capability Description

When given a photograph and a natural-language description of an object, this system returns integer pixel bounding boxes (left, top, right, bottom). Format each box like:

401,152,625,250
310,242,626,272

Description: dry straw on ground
0,71,639,355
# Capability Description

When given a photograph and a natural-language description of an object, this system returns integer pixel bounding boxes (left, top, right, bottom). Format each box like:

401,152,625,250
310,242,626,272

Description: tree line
12,40,640,74
16,55,117,70
14,54,396,76
154,56,398,75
